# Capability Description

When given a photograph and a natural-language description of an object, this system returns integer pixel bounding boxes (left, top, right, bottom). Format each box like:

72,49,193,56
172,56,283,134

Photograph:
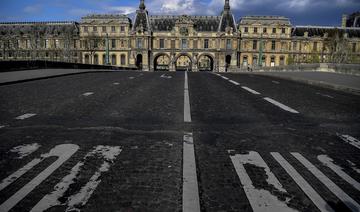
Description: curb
0,70,126,86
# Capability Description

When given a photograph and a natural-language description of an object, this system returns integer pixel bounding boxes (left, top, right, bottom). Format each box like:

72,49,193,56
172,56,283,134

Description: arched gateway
175,55,192,71
154,54,170,71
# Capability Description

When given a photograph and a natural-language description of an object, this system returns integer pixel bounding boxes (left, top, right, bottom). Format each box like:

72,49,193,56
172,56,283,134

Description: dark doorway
136,54,143,70
225,55,231,72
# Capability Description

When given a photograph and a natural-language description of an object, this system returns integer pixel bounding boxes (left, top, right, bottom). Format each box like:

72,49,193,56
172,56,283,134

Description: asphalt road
0,71,359,212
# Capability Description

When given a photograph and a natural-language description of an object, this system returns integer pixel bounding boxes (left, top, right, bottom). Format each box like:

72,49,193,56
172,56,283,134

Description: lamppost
258,33,263,67
105,33,110,65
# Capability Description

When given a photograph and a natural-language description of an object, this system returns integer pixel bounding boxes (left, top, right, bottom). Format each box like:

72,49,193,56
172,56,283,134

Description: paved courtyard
0,71,359,211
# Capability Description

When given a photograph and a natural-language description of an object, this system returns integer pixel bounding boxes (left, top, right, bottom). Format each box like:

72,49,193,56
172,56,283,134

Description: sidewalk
0,69,115,85
253,71,360,95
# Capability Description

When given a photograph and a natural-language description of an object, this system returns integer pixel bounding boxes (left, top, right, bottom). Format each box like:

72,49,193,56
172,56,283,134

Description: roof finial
224,0,230,11
139,0,146,10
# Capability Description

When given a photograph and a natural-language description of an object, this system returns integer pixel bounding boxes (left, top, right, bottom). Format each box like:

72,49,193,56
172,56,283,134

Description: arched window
120,54,126,65
111,54,117,65
242,56,248,67
270,56,276,67
280,56,285,66
102,54,106,65
94,54,99,65
84,54,90,64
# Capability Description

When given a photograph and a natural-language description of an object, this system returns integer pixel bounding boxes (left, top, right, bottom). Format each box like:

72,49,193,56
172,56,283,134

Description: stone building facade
0,0,359,71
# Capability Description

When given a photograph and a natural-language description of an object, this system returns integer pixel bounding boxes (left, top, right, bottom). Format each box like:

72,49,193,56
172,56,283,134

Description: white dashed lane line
184,71,192,123
82,92,94,97
15,113,36,120
316,92,334,99
241,86,261,95
228,80,240,86
221,76,229,80
263,97,299,114
113,82,120,85
272,80,280,84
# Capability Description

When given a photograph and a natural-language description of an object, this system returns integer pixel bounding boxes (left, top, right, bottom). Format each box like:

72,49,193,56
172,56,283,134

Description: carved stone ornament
225,26,233,34
180,27,189,36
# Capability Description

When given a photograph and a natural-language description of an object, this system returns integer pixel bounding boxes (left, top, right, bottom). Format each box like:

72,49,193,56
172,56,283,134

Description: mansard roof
149,15,221,32
0,21,79,36
292,26,360,38
238,16,291,26
133,11,150,32
81,14,131,24
218,12,237,32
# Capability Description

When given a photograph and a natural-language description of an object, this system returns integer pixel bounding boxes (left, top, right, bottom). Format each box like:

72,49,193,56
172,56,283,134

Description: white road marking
82,92,94,96
263,97,299,114
0,125,5,129
292,152,360,212
129,76,135,79
183,132,200,212
272,81,280,84
318,155,360,191
229,80,240,85
337,134,360,150
242,86,261,95
221,76,229,80
160,74,172,79
113,82,120,85
15,113,36,120
230,151,297,212
0,158,42,191
316,92,334,99
271,152,333,212
347,160,360,174
184,71,192,123
31,145,121,212
10,143,41,159
0,144,79,212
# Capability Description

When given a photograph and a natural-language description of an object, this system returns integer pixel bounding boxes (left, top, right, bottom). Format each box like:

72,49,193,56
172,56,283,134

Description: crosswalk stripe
271,152,333,212
292,152,360,212
0,144,79,212
263,97,299,114
230,151,297,212
318,155,360,191
337,134,360,150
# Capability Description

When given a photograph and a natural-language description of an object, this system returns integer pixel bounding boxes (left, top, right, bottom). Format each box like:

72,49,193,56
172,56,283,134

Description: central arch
154,54,170,71
175,54,192,71
198,54,214,71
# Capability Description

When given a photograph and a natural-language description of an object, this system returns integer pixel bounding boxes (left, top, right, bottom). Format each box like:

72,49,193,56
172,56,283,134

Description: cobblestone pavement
0,71,359,212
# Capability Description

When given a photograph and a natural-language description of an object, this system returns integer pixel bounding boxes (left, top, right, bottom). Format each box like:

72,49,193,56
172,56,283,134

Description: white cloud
105,6,137,15
24,4,42,14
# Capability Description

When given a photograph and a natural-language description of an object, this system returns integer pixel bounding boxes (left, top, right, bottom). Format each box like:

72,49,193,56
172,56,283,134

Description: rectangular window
111,26,116,32
226,39,232,49
45,39,49,48
136,38,142,48
171,40,175,49
263,28,267,33
111,39,116,48
84,26,88,32
352,43,356,52
282,28,286,34
254,27,258,33
121,40,125,48
313,42,318,51
272,28,276,34
73,40,77,48
181,39,187,49
204,39,209,49
253,40,257,50
120,26,125,32
193,40,198,49
93,26,97,32
293,41,297,51
271,40,276,50
102,26,106,32
244,27,248,33
160,39,165,49
55,39,59,48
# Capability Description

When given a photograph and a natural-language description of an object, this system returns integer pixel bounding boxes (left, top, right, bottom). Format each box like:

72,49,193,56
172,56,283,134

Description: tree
82,32,105,64
324,31,351,63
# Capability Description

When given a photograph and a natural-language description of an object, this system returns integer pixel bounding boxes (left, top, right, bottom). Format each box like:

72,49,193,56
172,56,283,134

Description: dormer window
272,28,276,34
120,26,125,32
244,27,248,33
254,27,258,33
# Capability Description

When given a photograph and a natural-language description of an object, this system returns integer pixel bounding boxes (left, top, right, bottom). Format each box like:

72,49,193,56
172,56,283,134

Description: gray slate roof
292,26,360,38
0,22,79,37
238,16,291,26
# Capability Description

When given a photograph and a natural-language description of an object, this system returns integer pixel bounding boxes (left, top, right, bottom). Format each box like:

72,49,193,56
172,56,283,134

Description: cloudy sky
0,0,359,26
